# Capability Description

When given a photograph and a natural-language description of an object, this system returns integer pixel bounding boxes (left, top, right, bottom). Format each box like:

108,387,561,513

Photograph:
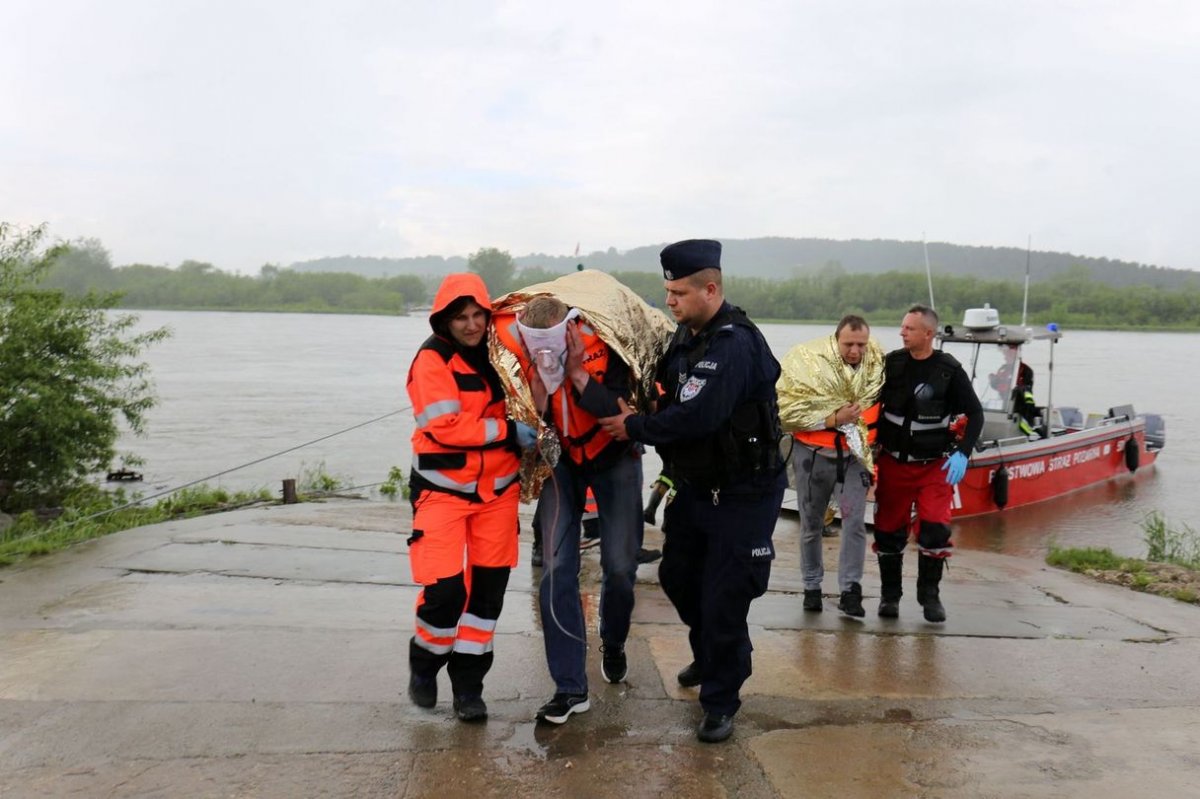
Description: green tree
43,238,115,295
0,223,169,511
467,247,516,296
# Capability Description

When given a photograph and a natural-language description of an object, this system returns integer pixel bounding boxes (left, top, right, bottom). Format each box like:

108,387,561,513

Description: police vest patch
750,546,772,557
680,376,706,402
694,360,719,371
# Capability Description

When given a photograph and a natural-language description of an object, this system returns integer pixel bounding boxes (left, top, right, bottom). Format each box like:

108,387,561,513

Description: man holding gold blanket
776,315,883,618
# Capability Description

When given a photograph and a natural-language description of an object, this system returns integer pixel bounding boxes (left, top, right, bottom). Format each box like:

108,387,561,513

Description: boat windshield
939,341,1017,411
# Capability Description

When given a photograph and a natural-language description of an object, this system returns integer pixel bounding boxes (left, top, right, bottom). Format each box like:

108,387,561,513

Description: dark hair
431,295,488,339
906,304,939,328
835,314,869,338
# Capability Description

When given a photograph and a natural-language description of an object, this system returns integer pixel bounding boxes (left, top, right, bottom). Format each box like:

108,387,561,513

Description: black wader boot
408,637,448,708
877,553,903,618
916,555,947,623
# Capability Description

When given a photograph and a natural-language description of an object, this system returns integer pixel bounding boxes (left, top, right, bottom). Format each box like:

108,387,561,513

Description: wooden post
282,478,298,504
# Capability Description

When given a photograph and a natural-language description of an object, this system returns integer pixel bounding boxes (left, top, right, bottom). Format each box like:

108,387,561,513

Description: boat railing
974,434,1033,453
1085,412,1137,430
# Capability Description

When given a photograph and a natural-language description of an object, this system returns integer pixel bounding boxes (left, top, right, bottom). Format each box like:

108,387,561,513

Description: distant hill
289,238,1200,290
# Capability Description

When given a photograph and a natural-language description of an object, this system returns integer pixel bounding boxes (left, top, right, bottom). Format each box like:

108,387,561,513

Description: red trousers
873,454,954,558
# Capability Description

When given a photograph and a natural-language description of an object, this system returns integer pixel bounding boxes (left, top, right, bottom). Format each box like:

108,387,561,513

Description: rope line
11,406,411,538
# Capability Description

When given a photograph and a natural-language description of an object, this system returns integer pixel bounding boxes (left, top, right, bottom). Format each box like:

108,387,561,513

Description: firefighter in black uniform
599,239,786,744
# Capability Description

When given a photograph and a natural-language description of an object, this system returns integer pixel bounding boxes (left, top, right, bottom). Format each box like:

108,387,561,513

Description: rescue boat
937,306,1164,518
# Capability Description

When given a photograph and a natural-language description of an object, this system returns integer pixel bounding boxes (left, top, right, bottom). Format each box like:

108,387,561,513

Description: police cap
660,239,721,280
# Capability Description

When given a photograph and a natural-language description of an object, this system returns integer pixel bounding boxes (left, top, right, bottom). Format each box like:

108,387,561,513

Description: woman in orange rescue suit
405,273,537,722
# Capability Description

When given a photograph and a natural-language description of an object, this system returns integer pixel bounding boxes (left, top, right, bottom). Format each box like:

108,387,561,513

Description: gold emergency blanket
776,334,885,472
489,269,675,500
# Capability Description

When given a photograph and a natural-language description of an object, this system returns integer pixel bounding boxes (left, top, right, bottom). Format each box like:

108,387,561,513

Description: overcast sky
3,1,1198,274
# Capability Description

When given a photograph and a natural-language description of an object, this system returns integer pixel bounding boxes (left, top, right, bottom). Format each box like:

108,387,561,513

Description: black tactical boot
917,555,947,623
877,553,903,618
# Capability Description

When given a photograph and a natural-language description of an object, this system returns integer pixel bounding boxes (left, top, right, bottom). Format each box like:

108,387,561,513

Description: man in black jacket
874,304,983,623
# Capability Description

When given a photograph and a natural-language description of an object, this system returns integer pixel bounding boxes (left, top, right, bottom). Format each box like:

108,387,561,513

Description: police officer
874,304,983,622
599,239,786,744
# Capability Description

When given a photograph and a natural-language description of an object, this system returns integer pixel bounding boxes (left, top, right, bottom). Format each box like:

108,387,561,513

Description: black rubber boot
877,553,903,618
917,555,947,623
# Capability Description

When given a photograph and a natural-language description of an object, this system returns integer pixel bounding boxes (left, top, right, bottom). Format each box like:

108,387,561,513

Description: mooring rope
9,406,411,538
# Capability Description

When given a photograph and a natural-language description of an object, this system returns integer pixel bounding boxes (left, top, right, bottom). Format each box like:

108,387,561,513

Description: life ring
993,465,1010,508
1124,435,1140,472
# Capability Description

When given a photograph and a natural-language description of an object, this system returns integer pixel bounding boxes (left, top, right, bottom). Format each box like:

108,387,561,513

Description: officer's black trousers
658,481,783,717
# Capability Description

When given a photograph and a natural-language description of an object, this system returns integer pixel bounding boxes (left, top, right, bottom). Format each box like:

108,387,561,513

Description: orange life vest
493,311,616,465
407,274,519,501
794,402,880,452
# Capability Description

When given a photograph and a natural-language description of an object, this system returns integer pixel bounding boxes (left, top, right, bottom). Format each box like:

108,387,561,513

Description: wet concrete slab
113,539,409,585
748,591,1170,640
2,499,1199,797
750,706,1200,798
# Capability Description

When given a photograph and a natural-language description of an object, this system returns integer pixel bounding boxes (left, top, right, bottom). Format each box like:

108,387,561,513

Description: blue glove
942,451,968,485
514,421,538,449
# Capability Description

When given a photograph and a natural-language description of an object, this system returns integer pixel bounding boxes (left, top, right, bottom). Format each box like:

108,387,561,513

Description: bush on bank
1,222,169,514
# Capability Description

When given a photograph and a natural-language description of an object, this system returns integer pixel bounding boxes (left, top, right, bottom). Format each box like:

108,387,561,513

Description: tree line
43,240,431,313
293,237,1200,290
36,239,1200,329
473,248,1200,329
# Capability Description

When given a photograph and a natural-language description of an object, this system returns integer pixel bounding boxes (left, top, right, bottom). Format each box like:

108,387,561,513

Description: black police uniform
625,300,786,718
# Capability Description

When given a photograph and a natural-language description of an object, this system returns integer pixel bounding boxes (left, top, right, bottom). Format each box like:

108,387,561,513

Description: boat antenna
1021,235,1032,326
922,234,936,309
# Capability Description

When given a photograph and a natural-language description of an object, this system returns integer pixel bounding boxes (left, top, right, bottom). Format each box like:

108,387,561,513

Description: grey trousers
793,445,870,593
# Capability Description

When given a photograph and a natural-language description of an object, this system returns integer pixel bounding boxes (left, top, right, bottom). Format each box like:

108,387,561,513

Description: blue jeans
538,450,643,694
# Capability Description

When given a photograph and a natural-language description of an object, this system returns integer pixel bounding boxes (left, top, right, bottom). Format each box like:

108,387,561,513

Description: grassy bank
0,464,407,568
0,485,273,568
1046,512,1200,605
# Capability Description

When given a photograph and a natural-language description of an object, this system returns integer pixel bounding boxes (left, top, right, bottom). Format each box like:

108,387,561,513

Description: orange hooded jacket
406,274,519,502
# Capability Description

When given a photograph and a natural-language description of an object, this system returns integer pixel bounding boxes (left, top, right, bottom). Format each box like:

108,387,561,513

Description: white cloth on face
516,307,581,395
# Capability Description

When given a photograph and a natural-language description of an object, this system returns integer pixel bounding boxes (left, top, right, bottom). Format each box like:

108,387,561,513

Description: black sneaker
837,583,865,618
878,598,900,618
452,694,487,722
697,712,734,743
531,541,544,568
408,674,437,708
676,661,702,688
536,692,590,724
803,589,823,612
636,547,662,564
600,643,627,683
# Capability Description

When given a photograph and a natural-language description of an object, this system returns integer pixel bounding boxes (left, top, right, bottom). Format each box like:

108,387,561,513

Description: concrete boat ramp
2,500,1198,798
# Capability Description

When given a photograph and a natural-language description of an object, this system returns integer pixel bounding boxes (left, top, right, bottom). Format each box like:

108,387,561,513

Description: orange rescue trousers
408,487,519,696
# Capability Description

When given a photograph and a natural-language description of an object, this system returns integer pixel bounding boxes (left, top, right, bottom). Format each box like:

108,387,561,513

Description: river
118,309,1197,560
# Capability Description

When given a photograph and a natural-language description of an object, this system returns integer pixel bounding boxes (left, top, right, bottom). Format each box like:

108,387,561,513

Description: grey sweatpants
793,445,871,593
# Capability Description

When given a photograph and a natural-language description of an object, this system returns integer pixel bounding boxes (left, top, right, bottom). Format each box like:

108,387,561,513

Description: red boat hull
952,422,1158,518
